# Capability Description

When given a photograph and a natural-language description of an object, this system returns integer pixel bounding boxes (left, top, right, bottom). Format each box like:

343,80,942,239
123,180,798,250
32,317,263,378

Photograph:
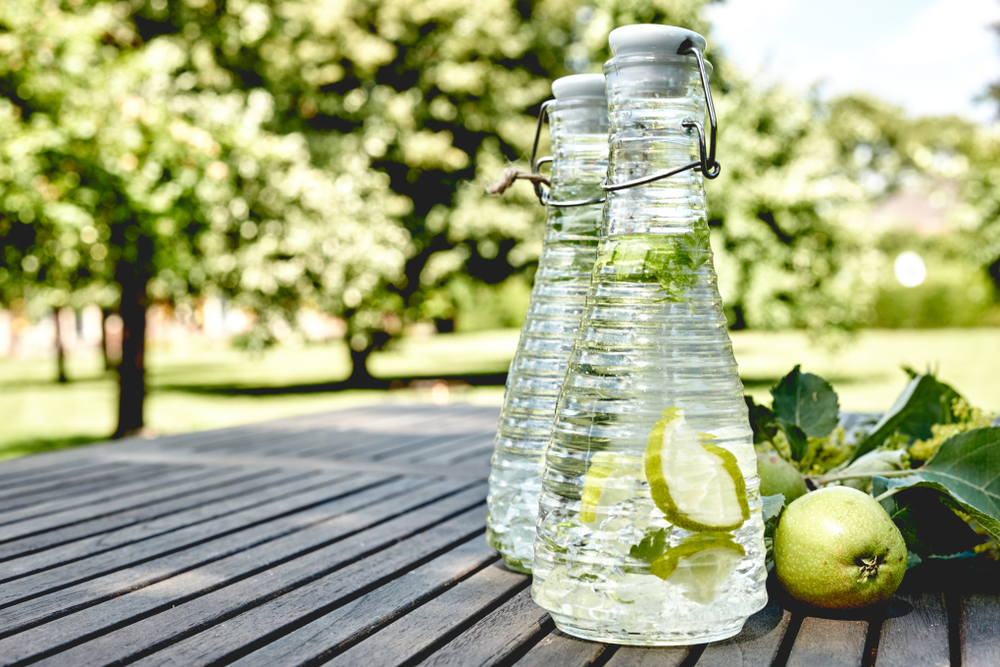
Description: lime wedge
580,452,642,526
644,407,749,532
650,534,746,604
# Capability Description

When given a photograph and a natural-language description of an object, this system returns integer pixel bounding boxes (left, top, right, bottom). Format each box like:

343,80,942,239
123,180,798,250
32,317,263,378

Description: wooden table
1,404,997,667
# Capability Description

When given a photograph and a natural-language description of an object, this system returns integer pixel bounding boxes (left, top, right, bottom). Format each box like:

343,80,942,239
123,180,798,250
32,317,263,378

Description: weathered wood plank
0,465,258,532
413,587,553,667
0,458,121,492
0,474,425,639
0,466,261,553
603,644,692,667
323,562,528,667
785,617,868,667
0,470,342,602
398,432,491,465
959,594,1000,667
132,520,496,666
0,462,171,509
511,629,611,667
876,592,949,667
0,469,322,582
697,602,793,667
17,484,487,667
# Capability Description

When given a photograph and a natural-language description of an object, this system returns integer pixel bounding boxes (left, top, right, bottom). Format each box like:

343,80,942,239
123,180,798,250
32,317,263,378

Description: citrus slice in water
650,534,746,604
580,452,642,526
644,407,749,532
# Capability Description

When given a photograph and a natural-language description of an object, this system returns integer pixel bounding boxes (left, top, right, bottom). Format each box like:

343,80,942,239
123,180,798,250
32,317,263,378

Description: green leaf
762,493,786,522
873,479,984,558
848,373,961,464
745,396,778,445
770,366,840,439
629,528,669,563
877,427,1000,543
784,423,809,462
762,493,785,569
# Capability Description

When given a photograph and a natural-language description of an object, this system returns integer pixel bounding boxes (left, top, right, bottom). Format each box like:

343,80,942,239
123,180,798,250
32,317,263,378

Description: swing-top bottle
531,25,768,645
486,74,610,573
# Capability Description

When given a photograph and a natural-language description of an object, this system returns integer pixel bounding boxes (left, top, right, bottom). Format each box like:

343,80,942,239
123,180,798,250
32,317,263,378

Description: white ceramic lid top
608,24,707,57
551,73,606,99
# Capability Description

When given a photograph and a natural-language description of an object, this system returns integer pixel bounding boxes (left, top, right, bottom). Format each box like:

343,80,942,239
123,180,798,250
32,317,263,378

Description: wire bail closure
528,100,607,208
600,44,720,193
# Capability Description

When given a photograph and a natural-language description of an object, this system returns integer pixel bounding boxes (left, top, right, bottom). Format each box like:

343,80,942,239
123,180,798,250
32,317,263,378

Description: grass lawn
1,327,997,460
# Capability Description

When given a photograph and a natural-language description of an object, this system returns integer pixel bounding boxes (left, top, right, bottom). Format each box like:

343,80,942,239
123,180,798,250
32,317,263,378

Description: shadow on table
154,371,510,396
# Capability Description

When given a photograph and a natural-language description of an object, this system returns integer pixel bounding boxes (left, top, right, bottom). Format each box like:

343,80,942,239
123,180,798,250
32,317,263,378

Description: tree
2,0,716,434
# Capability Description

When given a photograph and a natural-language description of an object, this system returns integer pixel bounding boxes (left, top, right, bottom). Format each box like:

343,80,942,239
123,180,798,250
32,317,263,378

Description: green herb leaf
848,373,961,464
770,365,840,439
877,427,1000,542
629,527,669,563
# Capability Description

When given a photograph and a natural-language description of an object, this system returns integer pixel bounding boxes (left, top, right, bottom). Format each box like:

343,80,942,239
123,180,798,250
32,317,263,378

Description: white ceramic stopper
608,24,707,58
552,73,606,99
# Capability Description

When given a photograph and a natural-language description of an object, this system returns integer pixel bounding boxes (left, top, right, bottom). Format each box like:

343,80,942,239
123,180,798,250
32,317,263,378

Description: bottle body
486,96,609,573
531,52,767,644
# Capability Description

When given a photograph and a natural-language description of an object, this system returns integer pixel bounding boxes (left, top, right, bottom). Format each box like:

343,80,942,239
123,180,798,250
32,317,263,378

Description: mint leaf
877,427,1000,543
629,528,669,563
848,373,961,464
771,366,840,439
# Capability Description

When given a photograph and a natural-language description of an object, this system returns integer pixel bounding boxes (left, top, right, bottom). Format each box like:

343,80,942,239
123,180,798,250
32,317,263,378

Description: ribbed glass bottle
531,26,767,645
486,74,609,573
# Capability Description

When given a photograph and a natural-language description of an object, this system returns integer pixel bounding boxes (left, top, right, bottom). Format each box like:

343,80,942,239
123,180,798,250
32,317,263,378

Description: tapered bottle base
499,556,532,575
548,611,747,646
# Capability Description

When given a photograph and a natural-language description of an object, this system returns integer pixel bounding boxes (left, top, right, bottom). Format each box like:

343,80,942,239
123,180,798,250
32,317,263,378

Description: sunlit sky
704,0,1000,123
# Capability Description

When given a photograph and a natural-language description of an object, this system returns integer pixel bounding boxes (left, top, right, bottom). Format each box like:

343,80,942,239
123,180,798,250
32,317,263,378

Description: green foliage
849,373,961,463
875,481,986,559
770,364,840,439
875,427,1000,547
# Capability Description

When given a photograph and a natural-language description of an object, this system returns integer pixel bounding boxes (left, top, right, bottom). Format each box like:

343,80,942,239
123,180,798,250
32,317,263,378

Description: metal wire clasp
528,100,606,208
600,44,721,193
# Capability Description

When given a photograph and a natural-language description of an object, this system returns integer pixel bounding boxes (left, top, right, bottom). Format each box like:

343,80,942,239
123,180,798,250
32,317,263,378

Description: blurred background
2,0,999,460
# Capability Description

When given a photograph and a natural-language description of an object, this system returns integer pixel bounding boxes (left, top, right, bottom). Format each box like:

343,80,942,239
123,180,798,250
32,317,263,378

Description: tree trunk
101,308,114,371
114,262,149,438
53,308,68,384
348,345,379,388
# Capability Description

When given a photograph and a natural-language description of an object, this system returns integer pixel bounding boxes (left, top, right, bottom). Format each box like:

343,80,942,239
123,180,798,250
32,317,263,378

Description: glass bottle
531,25,768,645
486,74,610,573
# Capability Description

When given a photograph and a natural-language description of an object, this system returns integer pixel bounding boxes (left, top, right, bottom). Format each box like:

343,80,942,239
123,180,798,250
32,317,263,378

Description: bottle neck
547,98,609,204
603,55,708,236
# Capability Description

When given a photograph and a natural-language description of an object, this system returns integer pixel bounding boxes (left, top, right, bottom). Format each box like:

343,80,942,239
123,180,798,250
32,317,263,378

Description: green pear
756,450,808,502
774,486,907,609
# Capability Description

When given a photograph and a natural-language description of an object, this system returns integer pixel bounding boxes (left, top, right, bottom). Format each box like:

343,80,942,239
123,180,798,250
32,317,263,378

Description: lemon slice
579,452,642,526
650,534,746,604
644,407,749,532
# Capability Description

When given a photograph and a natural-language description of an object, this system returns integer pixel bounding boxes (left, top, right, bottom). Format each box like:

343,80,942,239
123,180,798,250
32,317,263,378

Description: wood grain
960,594,1000,667
15,482,485,667
785,616,868,667
413,587,553,667
877,592,949,667
222,540,500,667
511,629,611,667
697,602,793,667
323,563,528,667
